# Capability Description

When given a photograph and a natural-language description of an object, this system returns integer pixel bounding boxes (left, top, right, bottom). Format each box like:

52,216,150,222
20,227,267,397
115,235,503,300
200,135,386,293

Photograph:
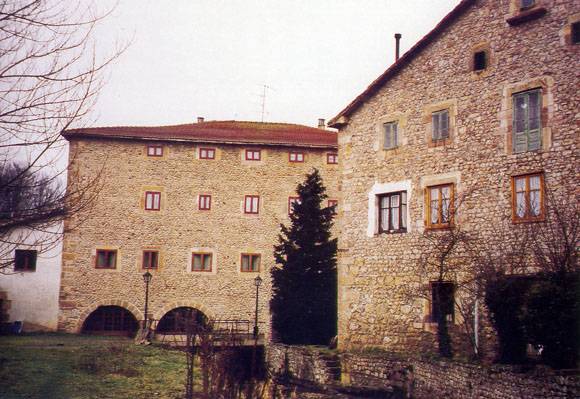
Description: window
383,122,398,149
426,184,454,228
513,89,542,153
199,148,215,159
288,196,300,215
473,51,487,71
142,251,159,270
241,253,260,272
245,149,261,161
430,281,455,322
14,250,37,272
147,145,163,157
328,200,338,213
244,195,260,214
95,249,117,269
512,173,544,222
432,110,449,141
327,153,338,164
199,195,211,210
572,21,580,44
378,192,407,233
289,151,304,162
192,253,212,272
145,191,161,210
520,0,535,9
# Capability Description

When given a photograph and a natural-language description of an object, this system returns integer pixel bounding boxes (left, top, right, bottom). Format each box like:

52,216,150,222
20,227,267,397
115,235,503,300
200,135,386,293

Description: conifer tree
271,169,337,345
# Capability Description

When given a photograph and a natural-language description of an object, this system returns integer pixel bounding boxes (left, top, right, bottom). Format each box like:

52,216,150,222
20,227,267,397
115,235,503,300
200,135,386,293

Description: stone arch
153,300,215,323
75,299,143,334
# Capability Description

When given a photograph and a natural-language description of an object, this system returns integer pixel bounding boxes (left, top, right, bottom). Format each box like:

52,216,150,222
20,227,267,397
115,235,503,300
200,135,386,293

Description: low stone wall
267,344,580,399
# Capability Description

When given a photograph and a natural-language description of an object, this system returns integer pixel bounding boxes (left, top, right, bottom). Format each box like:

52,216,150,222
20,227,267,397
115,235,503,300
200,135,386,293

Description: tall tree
271,168,337,345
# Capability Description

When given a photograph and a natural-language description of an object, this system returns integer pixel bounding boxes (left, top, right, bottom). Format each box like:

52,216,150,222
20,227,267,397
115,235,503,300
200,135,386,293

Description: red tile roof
63,120,337,148
328,0,475,128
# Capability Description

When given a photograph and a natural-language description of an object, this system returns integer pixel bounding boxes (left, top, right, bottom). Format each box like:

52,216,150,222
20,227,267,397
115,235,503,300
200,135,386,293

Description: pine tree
270,168,337,345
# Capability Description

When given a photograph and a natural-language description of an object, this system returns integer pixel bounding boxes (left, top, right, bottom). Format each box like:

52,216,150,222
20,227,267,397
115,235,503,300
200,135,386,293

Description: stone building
58,120,338,337
328,0,579,354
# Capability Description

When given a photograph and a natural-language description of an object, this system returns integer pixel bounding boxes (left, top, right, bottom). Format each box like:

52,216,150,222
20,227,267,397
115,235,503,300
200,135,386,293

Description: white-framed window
378,192,407,233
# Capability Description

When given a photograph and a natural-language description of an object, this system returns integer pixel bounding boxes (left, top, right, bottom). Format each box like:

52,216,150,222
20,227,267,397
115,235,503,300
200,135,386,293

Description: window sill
378,229,407,235
512,216,545,224
428,138,452,148
506,7,547,26
425,224,454,231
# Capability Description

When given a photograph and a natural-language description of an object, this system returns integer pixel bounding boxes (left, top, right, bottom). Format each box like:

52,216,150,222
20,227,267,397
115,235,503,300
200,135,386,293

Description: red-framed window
147,145,163,157
199,195,212,210
95,249,117,269
511,173,544,222
289,151,304,163
14,250,37,272
241,253,260,272
199,147,215,159
245,149,261,161
145,191,161,211
244,195,260,214
192,252,212,272
327,153,338,164
142,251,159,270
288,196,300,215
426,183,454,229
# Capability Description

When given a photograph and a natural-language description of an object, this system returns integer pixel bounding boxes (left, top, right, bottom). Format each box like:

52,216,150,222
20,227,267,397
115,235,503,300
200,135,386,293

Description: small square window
426,183,454,229
430,281,455,322
199,148,216,160
142,251,159,270
288,196,301,215
327,153,338,164
95,249,117,269
289,152,304,162
572,22,580,44
432,110,450,141
520,0,535,9
241,253,260,272
245,149,261,161
192,252,212,272
199,195,211,210
473,51,487,71
244,195,260,214
147,145,163,157
383,122,398,149
145,191,161,211
512,173,544,222
14,250,37,272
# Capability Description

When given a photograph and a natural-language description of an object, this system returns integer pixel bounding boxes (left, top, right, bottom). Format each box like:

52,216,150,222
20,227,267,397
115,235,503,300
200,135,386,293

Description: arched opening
156,306,208,334
81,305,138,337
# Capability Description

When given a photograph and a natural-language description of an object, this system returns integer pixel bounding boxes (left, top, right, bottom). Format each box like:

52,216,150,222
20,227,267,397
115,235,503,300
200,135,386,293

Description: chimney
394,33,402,61
197,117,205,123
317,118,325,129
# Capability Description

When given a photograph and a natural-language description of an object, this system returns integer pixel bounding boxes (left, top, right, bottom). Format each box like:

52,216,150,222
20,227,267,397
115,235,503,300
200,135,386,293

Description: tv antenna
259,84,275,122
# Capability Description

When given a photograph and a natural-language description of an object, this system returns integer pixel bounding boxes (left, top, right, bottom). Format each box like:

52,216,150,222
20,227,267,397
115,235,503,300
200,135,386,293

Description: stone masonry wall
336,0,579,356
59,137,338,335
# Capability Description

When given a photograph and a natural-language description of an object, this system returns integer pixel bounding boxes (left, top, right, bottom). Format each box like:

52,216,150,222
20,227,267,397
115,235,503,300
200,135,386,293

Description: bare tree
0,0,126,271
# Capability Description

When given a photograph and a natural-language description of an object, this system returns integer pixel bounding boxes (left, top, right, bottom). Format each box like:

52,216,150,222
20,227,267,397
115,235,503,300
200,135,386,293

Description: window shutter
513,93,528,153
384,123,391,149
432,113,440,140
440,110,449,138
527,90,542,151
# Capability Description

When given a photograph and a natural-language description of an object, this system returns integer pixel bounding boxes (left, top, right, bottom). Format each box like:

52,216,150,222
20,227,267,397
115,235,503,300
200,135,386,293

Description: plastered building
58,120,338,337
328,0,579,354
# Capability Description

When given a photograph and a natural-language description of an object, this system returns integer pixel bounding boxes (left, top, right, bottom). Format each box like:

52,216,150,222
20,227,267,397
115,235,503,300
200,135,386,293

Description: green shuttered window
513,89,541,153
432,109,449,141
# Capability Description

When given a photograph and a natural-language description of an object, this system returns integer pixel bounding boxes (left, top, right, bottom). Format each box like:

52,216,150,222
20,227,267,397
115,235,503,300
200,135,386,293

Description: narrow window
378,192,407,233
145,191,161,211
147,145,163,157
426,184,454,229
241,253,260,272
473,51,487,71
512,173,544,222
431,281,455,322
95,249,117,269
244,195,260,214
513,89,542,153
142,251,159,270
383,122,398,149
432,110,450,141
199,195,212,210
328,200,338,214
14,250,37,272
572,22,580,44
289,151,304,162
192,253,212,272
327,153,338,164
288,196,300,215
199,148,216,159
520,0,535,9
245,149,261,161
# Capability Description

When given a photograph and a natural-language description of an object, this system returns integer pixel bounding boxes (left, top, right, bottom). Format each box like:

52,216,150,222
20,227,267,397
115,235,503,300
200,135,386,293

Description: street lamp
143,271,153,329
253,275,262,338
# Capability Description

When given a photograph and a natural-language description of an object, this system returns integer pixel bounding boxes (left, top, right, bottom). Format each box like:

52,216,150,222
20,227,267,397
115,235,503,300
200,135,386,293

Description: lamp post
143,271,153,329
253,275,262,338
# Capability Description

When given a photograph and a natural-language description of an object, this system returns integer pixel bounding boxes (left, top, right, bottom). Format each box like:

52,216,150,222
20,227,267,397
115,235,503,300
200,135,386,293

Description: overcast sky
90,0,460,129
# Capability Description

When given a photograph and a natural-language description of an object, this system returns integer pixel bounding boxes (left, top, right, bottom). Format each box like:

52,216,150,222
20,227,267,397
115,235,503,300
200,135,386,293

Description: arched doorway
156,307,208,334
81,305,138,337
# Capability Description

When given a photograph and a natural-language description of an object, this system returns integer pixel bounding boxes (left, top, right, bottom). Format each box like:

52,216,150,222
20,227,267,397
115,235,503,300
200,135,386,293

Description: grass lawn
0,333,189,399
